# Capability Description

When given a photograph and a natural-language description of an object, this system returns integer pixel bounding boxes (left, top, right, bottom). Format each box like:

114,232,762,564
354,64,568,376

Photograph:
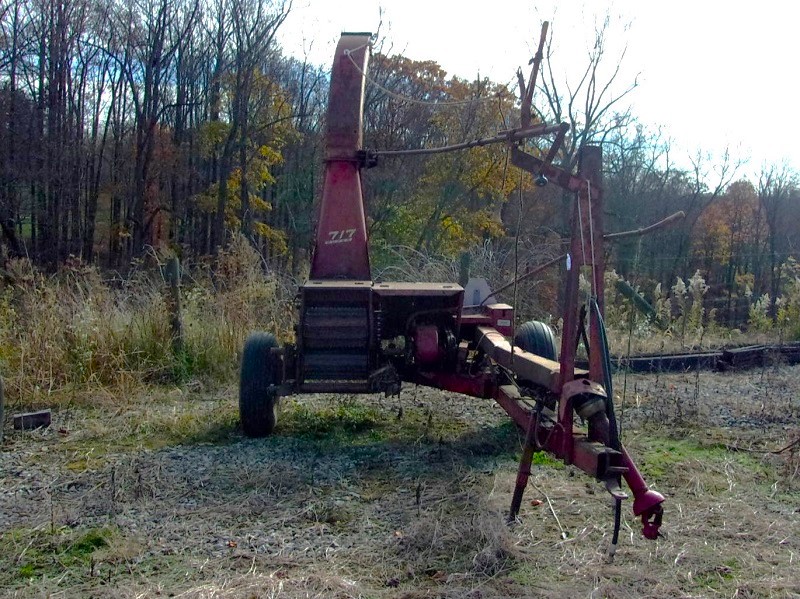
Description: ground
1,364,799,598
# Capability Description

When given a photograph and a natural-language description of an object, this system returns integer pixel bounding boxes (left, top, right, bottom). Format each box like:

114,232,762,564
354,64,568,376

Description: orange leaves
693,179,763,269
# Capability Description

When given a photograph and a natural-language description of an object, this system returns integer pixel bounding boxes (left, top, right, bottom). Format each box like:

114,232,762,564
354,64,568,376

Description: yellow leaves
253,222,287,255
473,210,505,238
190,173,286,255
435,209,504,255
250,194,271,213
371,53,449,95
252,151,279,187
440,210,499,244
250,72,299,149
258,144,281,162
192,186,219,214
440,216,465,244
404,143,510,254
198,121,231,156
367,53,519,257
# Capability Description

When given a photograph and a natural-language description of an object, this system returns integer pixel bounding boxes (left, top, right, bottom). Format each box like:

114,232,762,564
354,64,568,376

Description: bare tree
0,0,29,258
271,54,327,274
121,0,199,255
537,14,638,172
206,0,289,250
533,13,640,241
757,162,799,317
603,122,677,280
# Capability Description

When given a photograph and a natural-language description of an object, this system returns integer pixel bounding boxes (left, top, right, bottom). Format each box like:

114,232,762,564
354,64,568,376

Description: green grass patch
141,404,240,447
508,561,566,588
103,402,240,454
2,526,113,584
632,431,777,495
278,399,383,440
276,399,508,457
531,450,565,468
637,435,743,478
693,559,738,590
638,437,728,478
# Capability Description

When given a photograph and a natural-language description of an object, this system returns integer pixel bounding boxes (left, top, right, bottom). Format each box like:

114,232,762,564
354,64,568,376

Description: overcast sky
277,0,799,178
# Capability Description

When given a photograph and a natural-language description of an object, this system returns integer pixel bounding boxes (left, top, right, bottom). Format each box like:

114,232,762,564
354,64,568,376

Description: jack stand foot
508,422,538,522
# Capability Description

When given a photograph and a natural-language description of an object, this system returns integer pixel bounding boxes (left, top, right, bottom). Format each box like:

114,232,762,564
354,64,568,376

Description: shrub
748,293,773,333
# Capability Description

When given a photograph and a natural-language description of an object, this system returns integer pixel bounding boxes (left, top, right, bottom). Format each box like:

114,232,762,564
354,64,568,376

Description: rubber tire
239,332,279,437
514,321,558,361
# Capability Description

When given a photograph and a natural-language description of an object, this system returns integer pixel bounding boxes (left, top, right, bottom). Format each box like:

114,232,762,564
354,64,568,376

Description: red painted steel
414,325,442,365
410,371,493,398
580,148,607,385
622,446,665,538
372,282,462,296
482,319,664,536
292,30,664,541
310,33,371,280
485,303,514,337
503,141,663,536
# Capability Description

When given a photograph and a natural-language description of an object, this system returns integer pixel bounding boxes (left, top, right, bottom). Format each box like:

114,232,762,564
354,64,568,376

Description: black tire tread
514,321,558,361
239,332,278,437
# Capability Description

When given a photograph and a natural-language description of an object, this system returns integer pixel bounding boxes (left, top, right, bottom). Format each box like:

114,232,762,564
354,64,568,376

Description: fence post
165,257,184,353
459,252,471,287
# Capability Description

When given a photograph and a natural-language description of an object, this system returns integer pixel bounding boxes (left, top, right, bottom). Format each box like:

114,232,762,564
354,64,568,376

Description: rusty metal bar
477,326,571,393
510,145,583,193
521,21,550,127
371,123,566,158
582,147,606,384
509,411,539,521
481,253,566,304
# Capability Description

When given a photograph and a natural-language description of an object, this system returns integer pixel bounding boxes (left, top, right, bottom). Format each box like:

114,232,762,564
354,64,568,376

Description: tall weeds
0,237,294,406
4,236,799,408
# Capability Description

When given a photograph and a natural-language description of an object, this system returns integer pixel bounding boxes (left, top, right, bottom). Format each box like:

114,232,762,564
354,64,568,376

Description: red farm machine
239,27,665,543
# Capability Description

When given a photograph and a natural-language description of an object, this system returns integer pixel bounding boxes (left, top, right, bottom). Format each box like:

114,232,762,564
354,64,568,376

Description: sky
276,0,800,178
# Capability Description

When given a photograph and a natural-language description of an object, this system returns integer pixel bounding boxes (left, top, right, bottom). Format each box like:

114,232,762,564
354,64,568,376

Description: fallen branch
726,436,800,455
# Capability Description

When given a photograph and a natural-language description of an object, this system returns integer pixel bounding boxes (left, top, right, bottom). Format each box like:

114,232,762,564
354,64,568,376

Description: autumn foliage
0,1,798,330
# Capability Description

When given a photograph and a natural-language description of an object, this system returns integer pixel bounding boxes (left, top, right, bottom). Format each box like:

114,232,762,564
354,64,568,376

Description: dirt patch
1,366,799,598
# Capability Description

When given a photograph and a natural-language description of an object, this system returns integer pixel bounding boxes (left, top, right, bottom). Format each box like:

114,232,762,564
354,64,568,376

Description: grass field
2,250,800,597
2,364,799,598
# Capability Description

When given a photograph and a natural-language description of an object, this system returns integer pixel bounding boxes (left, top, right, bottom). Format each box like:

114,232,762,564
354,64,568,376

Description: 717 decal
324,229,357,245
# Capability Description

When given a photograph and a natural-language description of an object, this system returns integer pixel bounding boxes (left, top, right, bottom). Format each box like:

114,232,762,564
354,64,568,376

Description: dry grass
2,247,800,597
2,366,800,598
0,237,295,408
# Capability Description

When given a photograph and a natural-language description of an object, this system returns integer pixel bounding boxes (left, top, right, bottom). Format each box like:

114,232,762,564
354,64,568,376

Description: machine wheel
239,332,280,437
514,321,558,361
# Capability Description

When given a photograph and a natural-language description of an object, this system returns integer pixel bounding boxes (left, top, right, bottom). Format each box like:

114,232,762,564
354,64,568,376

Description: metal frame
251,27,665,541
